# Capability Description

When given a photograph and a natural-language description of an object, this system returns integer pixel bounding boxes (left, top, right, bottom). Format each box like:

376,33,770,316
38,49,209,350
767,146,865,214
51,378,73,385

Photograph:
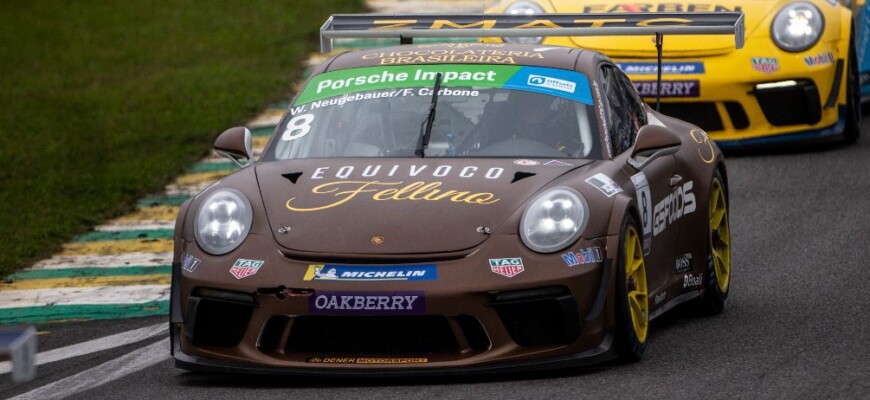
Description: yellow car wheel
698,169,731,315
616,216,648,362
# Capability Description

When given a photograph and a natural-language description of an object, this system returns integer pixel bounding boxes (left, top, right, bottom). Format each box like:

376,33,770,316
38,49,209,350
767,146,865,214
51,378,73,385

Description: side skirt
649,290,701,321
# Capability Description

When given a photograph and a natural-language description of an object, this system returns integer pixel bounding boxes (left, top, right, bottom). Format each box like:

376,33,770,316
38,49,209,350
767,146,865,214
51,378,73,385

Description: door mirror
214,127,254,168
628,125,681,170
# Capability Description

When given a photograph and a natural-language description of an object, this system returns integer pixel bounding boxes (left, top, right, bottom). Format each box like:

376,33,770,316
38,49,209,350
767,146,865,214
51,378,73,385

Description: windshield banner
296,64,592,106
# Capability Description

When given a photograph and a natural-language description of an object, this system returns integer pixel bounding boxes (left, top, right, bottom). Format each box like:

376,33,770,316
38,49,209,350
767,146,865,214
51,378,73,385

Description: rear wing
319,13,745,53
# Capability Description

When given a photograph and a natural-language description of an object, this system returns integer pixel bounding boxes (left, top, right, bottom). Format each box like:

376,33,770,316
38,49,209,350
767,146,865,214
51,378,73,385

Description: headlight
771,2,824,53
194,189,253,255
503,1,544,44
520,187,589,253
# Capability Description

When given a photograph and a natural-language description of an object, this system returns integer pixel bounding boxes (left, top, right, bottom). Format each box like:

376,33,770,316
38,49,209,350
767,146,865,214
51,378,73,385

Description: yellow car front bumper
541,36,850,148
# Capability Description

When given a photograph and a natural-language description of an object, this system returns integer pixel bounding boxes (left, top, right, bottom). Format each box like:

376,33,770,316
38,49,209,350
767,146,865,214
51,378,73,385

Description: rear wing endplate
320,13,745,53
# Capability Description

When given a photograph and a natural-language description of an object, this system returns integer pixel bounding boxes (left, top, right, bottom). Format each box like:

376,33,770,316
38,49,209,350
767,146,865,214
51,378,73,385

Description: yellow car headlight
771,2,824,53
503,1,544,44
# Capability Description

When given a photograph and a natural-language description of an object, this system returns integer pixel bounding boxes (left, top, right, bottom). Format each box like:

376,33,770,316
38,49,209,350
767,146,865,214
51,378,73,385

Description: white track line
28,252,172,270
0,285,170,309
93,222,175,232
0,323,165,375
8,338,170,400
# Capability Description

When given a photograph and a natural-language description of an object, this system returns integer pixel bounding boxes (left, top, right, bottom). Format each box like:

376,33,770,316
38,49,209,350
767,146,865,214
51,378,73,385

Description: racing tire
696,170,731,315
615,215,649,362
844,34,861,144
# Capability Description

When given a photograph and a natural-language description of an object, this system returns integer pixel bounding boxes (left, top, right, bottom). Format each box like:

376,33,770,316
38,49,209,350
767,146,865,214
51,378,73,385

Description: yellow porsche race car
486,0,861,148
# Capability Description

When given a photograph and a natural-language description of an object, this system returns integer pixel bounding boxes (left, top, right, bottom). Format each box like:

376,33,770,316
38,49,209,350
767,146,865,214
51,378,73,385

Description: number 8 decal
282,113,314,141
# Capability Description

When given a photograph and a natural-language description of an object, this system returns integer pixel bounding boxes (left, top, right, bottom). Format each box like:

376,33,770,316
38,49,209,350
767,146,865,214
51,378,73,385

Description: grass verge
0,0,365,277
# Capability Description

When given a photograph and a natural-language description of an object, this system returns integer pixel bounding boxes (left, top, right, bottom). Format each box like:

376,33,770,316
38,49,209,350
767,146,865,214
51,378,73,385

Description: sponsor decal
308,357,428,364
690,129,715,164
543,160,574,167
309,291,425,315
296,64,593,105
181,253,200,273
527,74,577,93
676,253,693,273
653,181,696,236
631,172,653,255
229,259,264,279
591,81,612,158
361,16,739,32
804,51,835,67
285,181,500,212
653,291,667,305
861,72,870,86
561,247,603,267
633,80,700,98
514,159,541,166
580,4,741,13
502,66,592,103
489,258,525,278
303,264,437,282
683,273,703,288
617,62,705,75
310,164,505,180
751,58,780,74
361,43,547,65
586,173,623,197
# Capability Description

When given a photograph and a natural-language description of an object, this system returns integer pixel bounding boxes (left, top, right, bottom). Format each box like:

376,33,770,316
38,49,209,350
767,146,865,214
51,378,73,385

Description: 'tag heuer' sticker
229,259,264,279
489,258,525,277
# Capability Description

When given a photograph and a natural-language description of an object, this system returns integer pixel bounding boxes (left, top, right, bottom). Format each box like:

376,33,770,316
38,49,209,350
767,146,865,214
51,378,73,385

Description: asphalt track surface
3,125,870,399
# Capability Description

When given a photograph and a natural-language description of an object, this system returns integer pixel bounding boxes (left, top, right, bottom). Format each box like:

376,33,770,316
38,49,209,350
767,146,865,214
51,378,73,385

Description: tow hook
256,286,314,300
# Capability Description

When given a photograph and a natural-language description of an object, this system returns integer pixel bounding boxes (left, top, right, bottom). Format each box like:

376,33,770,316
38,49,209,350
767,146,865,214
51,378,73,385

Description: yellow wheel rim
625,226,649,343
710,178,731,293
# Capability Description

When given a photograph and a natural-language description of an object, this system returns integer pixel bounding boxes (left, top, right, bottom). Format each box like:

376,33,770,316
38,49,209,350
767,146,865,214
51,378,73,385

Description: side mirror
214,127,253,168
628,125,682,170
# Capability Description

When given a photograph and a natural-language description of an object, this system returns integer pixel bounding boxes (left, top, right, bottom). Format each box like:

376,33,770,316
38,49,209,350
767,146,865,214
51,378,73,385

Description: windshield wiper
415,72,443,158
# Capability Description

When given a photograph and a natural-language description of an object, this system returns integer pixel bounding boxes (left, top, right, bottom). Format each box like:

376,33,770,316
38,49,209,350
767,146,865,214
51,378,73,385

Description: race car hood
255,158,590,255
546,0,783,57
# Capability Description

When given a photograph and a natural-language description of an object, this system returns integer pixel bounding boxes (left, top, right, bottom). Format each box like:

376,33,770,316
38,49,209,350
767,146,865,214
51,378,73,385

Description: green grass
0,0,365,277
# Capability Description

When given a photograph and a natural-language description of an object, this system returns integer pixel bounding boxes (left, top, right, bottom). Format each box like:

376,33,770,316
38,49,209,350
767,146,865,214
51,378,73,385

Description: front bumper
172,234,619,374
172,328,615,377
548,37,850,147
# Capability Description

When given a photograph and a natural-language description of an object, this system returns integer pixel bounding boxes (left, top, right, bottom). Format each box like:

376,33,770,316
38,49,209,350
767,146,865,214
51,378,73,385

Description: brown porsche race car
170,14,738,375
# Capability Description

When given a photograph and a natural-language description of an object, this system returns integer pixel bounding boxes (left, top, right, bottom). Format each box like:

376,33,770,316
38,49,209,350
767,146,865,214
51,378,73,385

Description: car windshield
265,64,602,160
